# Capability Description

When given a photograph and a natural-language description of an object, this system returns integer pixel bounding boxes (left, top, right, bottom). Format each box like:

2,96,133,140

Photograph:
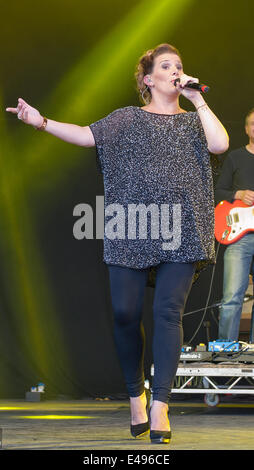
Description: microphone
174,78,210,93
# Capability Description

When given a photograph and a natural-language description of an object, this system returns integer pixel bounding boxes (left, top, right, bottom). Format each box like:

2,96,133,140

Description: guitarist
215,108,254,342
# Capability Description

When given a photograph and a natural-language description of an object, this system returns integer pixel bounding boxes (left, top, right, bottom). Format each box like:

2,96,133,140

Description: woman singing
6,43,229,444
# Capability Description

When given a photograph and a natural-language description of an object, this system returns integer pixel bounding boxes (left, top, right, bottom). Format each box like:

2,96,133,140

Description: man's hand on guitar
235,190,254,206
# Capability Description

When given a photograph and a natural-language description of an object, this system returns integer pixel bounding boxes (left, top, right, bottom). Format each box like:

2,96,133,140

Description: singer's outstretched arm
6,98,95,147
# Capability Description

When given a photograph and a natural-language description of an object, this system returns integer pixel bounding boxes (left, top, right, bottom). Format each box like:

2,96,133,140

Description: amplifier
180,351,212,361
208,341,240,352
179,351,254,363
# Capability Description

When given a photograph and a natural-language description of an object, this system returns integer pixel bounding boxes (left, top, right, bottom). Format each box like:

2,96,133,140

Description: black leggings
107,262,195,404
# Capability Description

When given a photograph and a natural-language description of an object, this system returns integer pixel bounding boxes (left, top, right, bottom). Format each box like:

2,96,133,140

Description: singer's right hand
6,98,43,128
174,73,201,104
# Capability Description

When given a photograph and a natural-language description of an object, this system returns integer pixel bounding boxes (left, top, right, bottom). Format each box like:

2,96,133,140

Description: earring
141,86,148,101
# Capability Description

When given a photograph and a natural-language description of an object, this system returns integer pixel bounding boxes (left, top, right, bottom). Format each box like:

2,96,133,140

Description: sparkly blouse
89,106,215,287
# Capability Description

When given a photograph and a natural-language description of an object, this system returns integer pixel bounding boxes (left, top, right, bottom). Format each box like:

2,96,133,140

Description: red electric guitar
214,199,254,245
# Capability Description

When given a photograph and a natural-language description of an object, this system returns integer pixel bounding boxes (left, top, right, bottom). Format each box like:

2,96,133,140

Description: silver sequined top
89,106,215,285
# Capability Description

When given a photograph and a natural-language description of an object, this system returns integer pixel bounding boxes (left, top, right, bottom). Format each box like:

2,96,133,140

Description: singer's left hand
175,73,202,104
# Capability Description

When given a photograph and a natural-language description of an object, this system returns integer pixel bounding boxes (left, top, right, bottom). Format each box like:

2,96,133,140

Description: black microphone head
172,78,210,93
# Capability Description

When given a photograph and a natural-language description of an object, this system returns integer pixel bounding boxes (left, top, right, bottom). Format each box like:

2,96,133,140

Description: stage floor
0,397,253,450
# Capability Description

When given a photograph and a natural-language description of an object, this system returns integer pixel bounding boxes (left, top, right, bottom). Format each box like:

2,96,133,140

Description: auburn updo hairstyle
134,43,182,105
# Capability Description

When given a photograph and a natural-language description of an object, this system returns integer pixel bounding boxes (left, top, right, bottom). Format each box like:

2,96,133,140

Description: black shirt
215,146,254,205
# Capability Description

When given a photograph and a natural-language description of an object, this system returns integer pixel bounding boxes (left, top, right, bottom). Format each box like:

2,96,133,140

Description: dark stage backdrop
1,0,253,399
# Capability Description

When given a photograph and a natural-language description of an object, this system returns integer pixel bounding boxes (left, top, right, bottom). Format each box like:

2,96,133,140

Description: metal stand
172,363,254,406
148,294,254,407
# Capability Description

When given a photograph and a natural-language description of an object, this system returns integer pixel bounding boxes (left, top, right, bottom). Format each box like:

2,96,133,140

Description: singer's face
148,53,183,95
245,112,254,141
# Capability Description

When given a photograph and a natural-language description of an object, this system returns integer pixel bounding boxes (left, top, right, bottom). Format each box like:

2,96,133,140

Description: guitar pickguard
227,206,254,241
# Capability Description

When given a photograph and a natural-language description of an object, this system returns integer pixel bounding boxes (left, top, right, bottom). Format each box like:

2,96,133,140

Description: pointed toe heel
130,421,150,438
150,430,171,444
130,388,151,438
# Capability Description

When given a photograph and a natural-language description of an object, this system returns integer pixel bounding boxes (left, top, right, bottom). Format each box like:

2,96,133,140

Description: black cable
183,294,253,318
212,345,250,362
183,302,221,317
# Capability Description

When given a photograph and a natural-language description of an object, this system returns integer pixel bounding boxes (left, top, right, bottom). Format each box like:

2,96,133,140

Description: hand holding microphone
173,74,210,97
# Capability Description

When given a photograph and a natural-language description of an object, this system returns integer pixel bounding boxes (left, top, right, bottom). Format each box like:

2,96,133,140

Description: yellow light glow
15,415,98,420
0,407,27,410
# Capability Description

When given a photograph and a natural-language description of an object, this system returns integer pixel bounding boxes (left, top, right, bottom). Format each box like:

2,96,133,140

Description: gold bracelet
36,116,48,131
196,104,207,111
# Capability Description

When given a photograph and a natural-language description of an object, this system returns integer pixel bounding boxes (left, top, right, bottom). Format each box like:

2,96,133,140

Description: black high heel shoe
149,402,171,444
150,429,171,444
130,389,150,439
130,421,150,438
